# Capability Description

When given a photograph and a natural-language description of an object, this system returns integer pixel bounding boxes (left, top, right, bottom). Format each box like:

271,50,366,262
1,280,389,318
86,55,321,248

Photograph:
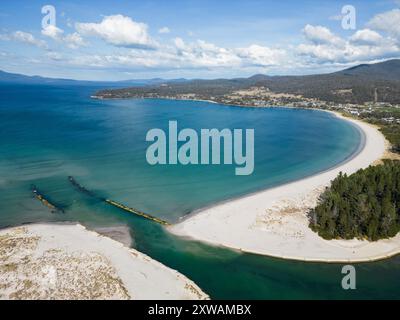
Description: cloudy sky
1,0,400,80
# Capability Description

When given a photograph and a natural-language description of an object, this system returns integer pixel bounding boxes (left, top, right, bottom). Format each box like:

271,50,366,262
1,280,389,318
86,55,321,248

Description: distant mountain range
2,59,400,103
0,70,187,87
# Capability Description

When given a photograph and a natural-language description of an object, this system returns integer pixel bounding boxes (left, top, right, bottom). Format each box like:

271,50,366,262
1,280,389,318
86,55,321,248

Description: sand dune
0,223,209,300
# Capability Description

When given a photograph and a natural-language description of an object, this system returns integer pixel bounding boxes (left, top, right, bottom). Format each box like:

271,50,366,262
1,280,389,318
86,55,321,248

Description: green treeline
380,125,400,153
309,160,400,241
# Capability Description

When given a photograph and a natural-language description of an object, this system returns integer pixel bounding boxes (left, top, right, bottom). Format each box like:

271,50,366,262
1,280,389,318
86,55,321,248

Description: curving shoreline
169,111,400,263
175,108,366,225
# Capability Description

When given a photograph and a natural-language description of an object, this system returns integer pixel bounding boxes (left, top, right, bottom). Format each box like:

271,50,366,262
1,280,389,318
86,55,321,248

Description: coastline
169,111,400,263
0,223,209,300
175,108,366,224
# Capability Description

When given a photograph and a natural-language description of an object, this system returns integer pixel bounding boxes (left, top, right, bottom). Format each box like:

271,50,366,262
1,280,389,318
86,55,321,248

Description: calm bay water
0,83,399,299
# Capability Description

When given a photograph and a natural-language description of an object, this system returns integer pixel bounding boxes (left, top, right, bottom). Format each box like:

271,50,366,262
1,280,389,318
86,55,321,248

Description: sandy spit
0,223,209,300
169,112,400,263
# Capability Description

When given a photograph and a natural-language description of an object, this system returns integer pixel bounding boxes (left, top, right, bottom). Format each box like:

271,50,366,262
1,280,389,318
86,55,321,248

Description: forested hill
336,59,400,81
95,59,400,104
254,60,400,103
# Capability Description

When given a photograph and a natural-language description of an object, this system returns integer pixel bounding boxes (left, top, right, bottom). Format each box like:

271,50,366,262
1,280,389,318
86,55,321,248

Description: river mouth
3,85,400,300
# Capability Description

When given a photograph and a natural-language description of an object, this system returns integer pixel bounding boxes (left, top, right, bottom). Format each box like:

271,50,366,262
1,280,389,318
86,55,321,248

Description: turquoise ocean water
0,83,399,299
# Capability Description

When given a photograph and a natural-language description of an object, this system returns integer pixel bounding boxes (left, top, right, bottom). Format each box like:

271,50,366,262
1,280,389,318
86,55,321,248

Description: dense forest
309,160,400,241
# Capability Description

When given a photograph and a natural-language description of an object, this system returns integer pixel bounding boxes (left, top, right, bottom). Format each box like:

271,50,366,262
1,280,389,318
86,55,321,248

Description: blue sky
1,0,400,80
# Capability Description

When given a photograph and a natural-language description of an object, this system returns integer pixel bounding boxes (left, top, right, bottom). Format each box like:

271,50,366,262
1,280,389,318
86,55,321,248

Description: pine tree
309,160,400,241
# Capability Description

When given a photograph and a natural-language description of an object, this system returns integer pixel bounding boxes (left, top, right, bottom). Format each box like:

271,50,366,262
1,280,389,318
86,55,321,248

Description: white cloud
11,31,47,48
5,8,399,77
158,27,170,34
42,25,86,49
297,43,342,62
368,9,400,42
236,44,287,67
350,29,383,46
76,14,157,49
64,32,86,49
62,38,286,73
299,43,398,63
298,24,400,65
41,25,64,40
303,24,343,46
172,38,242,68
174,37,186,50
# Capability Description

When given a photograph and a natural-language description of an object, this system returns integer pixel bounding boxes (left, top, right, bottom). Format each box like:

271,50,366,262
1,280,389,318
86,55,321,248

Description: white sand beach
0,223,209,300
169,112,400,263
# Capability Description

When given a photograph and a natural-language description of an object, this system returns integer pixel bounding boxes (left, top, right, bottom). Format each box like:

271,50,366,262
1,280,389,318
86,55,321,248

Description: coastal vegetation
309,160,400,241
309,108,400,241
359,108,400,153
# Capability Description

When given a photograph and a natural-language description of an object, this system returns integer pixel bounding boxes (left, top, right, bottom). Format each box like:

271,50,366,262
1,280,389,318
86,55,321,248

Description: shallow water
0,83,399,299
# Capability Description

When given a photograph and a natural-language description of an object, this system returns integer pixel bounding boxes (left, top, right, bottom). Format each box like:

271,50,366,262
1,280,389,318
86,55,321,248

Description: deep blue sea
0,83,399,299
